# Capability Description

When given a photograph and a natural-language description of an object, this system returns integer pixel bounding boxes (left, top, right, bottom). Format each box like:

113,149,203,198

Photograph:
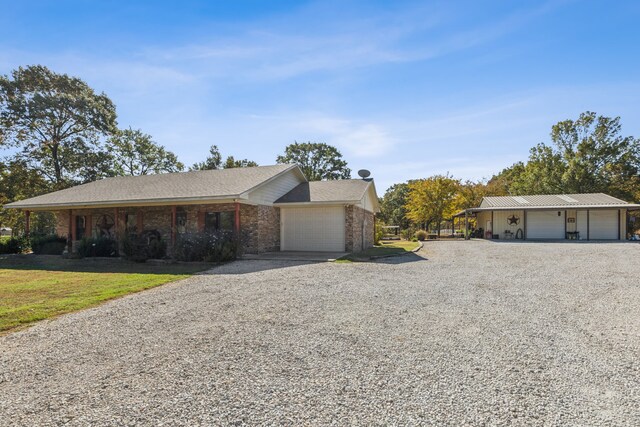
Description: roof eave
273,200,361,207
4,194,249,211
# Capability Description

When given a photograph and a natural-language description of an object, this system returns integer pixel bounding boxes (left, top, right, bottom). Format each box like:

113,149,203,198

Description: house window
125,213,137,236
204,211,235,233
76,216,86,240
176,209,187,234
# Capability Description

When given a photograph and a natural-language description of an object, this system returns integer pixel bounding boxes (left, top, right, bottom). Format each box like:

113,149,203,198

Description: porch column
86,214,93,238
67,209,73,252
464,210,470,240
234,202,240,234
171,206,177,247
587,209,590,240
70,209,77,242
24,210,30,237
114,207,119,242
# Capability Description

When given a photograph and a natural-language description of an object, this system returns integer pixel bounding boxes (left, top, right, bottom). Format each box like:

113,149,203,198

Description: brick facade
345,205,375,252
53,202,279,255
53,202,371,255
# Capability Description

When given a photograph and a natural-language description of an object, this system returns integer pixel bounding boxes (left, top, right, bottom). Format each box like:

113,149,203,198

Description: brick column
234,202,241,234
171,206,177,247
24,210,30,237
137,210,144,235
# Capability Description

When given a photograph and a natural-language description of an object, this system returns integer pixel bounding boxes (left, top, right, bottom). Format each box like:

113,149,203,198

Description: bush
174,230,240,262
77,236,118,258
30,234,67,255
415,230,428,241
121,232,167,262
0,236,28,254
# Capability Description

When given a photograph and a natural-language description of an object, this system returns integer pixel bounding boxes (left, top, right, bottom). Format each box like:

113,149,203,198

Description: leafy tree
0,159,56,235
276,141,350,180
379,183,410,229
191,145,223,170
491,112,640,201
108,128,184,176
0,65,117,187
191,145,258,170
223,156,258,169
405,174,460,236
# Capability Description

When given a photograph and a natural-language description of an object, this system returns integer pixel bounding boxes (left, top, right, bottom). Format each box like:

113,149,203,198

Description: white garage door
589,210,618,240
281,206,345,251
526,210,565,239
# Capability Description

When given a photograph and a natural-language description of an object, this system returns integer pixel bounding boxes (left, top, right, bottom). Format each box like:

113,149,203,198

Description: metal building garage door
589,210,618,240
526,210,565,239
281,206,345,251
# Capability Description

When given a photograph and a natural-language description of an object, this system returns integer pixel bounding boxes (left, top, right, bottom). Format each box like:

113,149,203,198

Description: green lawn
0,255,210,333
339,240,421,262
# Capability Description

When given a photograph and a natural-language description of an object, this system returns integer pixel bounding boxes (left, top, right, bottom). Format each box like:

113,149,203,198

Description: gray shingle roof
5,164,296,209
480,193,631,208
274,179,371,204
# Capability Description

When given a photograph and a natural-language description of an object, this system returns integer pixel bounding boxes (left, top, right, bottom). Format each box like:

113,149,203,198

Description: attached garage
280,206,345,251
275,179,380,252
526,210,565,239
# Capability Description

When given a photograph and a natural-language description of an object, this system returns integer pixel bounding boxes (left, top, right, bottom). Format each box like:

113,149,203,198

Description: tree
108,128,184,176
0,65,117,187
191,145,223,170
223,156,258,169
191,145,258,170
379,183,410,229
405,174,461,236
490,112,640,202
276,141,350,180
0,159,56,235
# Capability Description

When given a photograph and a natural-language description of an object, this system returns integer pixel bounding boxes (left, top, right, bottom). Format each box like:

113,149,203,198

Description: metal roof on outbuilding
480,193,631,208
453,193,640,217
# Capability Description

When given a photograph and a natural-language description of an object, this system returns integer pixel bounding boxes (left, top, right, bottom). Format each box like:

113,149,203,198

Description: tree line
0,65,351,235
380,111,640,236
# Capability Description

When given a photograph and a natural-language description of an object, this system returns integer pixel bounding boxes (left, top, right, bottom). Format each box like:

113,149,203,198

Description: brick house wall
53,202,279,255
345,205,375,252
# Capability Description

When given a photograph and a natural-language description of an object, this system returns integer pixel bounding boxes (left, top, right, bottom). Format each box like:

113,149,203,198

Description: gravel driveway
1,241,639,426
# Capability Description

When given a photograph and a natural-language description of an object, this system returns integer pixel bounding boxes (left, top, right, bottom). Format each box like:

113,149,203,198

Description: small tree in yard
405,174,460,236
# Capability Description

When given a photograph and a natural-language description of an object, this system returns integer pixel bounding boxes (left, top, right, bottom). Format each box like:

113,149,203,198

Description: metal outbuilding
456,193,640,241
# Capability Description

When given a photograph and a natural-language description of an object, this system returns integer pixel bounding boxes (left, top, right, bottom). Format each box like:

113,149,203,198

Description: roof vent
558,195,578,203
513,196,530,204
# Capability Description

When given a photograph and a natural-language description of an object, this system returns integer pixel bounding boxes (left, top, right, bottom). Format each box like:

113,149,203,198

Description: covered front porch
22,201,274,256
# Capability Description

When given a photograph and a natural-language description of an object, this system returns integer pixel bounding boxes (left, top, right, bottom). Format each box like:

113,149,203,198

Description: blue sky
1,0,639,191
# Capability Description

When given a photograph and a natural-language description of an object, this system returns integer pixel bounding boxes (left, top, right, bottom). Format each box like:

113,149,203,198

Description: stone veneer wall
52,203,276,255
345,205,375,252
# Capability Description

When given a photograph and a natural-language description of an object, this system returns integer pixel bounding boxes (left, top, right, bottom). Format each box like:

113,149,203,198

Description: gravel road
1,241,639,426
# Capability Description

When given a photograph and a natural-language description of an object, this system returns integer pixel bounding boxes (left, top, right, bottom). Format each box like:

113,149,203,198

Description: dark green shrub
415,230,428,241
121,232,167,262
174,230,240,262
30,234,67,255
0,236,28,254
77,237,118,258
